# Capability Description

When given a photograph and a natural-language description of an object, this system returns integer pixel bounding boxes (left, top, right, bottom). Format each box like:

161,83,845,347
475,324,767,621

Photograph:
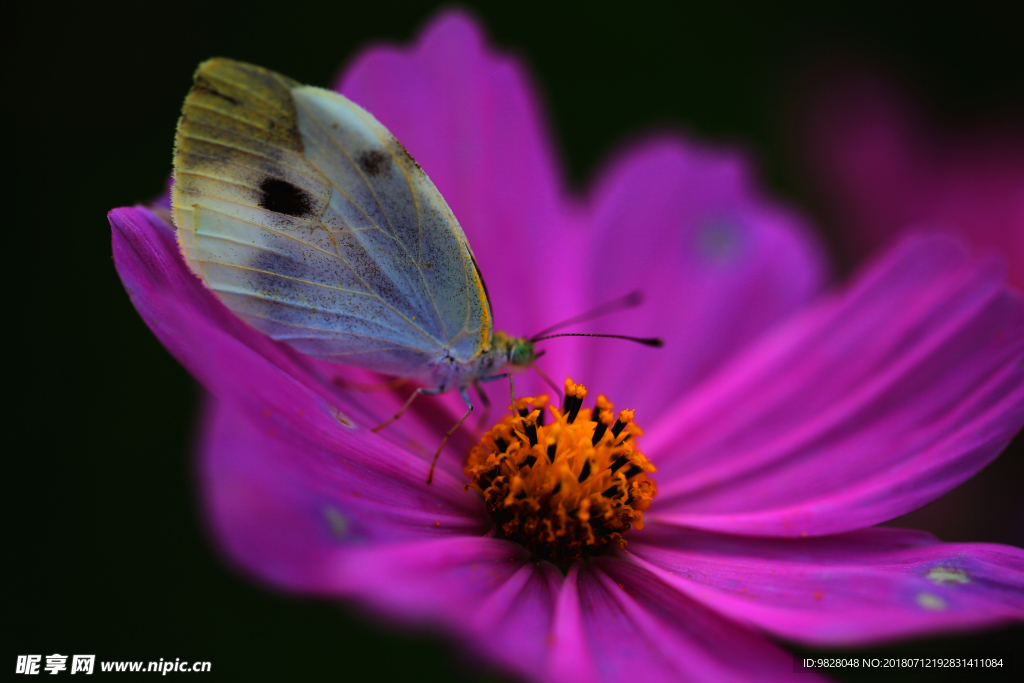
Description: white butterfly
171,59,657,481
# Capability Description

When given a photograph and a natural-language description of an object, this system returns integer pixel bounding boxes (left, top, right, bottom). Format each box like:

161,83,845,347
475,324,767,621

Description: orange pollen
465,377,657,568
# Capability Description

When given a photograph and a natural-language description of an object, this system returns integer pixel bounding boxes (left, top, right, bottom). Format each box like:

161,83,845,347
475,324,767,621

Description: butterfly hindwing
172,59,493,377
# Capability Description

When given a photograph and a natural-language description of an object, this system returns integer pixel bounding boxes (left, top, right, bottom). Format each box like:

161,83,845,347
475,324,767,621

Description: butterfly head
490,331,538,371
509,338,537,368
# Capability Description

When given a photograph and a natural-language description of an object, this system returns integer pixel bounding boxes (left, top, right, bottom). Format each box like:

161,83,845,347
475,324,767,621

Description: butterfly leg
479,372,514,416
427,388,474,485
530,362,563,403
372,385,444,433
470,381,493,444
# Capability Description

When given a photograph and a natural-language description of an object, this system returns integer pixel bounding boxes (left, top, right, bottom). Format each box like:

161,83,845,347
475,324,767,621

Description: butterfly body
171,59,536,397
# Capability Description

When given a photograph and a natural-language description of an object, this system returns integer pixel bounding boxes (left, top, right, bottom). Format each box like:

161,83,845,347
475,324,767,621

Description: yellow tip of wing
170,59,307,275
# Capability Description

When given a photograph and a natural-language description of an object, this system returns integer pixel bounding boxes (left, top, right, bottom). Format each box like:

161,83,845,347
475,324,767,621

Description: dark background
10,1,1022,680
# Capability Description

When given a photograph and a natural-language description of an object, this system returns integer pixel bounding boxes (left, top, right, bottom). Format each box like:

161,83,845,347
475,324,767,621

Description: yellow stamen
465,377,657,568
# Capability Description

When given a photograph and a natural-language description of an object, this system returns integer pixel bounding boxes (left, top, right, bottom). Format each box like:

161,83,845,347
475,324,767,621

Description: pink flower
110,12,1024,682
798,66,1024,288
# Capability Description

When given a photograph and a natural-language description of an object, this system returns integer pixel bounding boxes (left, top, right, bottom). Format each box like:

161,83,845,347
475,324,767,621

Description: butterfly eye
510,342,534,367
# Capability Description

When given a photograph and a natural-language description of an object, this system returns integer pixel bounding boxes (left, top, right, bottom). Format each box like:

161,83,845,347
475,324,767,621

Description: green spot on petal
916,592,947,611
927,567,969,585
696,219,743,265
324,505,349,538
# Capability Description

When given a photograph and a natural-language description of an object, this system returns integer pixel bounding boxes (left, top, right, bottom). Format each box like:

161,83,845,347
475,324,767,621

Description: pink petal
801,69,1024,288
648,234,1024,536
627,524,1024,645
578,557,820,682
329,538,822,683
564,137,826,422
326,535,563,682
545,565,599,683
201,395,486,591
110,205,480,484
337,10,575,354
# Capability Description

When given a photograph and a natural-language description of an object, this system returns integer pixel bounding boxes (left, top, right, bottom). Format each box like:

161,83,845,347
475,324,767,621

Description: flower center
465,377,657,568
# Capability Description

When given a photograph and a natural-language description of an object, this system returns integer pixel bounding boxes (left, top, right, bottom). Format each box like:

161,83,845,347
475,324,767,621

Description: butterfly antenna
531,332,664,347
529,290,646,341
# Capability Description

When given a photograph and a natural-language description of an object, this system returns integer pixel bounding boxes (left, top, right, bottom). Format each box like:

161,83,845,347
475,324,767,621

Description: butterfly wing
171,59,492,379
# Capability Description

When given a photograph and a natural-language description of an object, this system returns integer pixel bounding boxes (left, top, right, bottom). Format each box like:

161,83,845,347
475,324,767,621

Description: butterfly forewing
290,87,491,361
172,59,493,379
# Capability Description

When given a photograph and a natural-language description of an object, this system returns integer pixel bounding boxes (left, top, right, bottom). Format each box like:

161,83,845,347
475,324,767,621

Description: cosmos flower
798,66,1024,288
110,11,1024,682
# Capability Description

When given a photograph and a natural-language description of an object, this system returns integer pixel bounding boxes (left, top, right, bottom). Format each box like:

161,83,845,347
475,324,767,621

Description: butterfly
171,59,658,482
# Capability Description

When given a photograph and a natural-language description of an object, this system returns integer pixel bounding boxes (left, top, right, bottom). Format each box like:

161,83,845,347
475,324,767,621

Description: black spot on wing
259,177,313,217
358,150,389,177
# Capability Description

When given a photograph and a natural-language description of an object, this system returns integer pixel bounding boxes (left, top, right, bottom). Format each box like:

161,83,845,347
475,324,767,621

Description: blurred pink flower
799,67,1024,288
110,12,1024,682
